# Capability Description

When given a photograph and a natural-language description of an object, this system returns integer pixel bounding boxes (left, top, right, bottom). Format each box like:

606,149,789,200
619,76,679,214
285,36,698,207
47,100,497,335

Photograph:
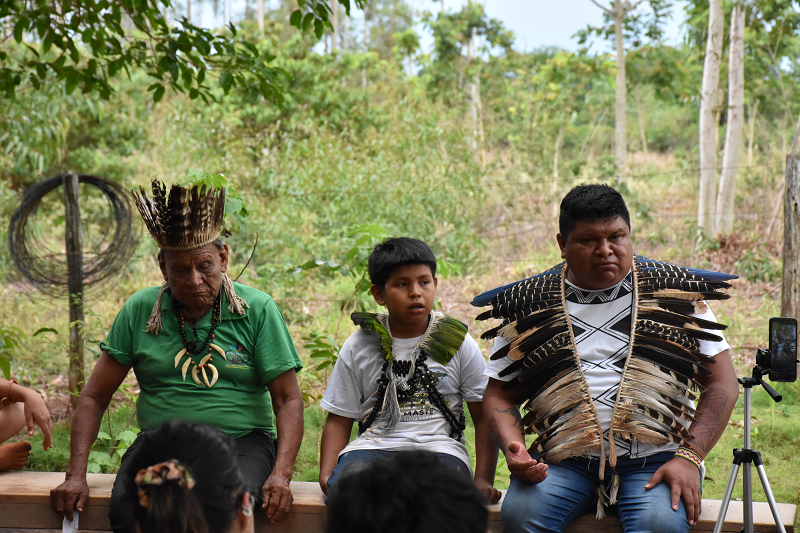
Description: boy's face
370,263,437,338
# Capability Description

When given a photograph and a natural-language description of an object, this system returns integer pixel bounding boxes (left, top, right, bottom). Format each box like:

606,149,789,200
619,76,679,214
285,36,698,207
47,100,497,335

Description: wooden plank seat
0,472,795,533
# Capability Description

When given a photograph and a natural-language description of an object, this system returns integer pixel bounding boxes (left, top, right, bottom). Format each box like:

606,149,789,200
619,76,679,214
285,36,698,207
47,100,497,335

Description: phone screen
769,317,798,382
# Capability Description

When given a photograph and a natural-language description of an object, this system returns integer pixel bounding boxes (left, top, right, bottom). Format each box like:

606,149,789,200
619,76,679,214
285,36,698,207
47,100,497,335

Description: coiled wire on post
8,175,137,295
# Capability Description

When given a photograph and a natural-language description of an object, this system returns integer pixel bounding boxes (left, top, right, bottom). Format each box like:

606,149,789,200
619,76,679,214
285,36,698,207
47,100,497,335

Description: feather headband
132,180,226,251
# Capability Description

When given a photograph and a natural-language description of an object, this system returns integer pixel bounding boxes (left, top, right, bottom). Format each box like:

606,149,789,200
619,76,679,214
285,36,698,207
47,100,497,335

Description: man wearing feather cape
51,180,304,530
476,184,739,533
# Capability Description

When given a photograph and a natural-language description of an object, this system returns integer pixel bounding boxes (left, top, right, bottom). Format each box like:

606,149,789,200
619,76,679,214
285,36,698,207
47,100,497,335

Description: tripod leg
713,462,741,533
743,462,753,533
754,462,787,533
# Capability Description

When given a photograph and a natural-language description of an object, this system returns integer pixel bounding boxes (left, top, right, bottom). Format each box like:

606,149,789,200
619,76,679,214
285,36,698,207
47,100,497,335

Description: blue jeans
500,452,696,533
326,449,471,499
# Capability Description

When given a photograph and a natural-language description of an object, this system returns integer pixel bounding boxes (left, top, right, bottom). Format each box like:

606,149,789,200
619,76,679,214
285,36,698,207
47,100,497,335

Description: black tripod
713,356,786,533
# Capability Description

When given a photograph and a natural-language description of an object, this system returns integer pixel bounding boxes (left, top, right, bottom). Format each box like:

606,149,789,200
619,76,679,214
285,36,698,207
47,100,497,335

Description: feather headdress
132,180,225,251
132,180,248,334
472,256,736,475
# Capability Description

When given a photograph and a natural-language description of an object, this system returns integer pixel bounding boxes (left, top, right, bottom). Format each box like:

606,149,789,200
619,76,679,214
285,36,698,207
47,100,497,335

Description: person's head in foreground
556,183,633,290
120,420,253,533
325,450,489,533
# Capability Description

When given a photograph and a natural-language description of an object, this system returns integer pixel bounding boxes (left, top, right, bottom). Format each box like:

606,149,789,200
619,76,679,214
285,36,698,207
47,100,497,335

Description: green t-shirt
100,283,302,438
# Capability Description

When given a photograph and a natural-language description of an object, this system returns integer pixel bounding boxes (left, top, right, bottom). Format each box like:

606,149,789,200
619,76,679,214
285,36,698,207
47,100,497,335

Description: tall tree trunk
613,1,628,175
747,100,759,165
331,0,338,52
257,0,264,34
715,3,745,236
782,155,800,319
553,125,565,179
634,84,648,154
187,0,192,24
698,0,723,236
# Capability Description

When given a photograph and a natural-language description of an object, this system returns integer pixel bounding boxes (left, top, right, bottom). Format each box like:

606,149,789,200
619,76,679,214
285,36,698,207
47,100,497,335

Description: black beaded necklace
174,293,221,355
358,350,466,440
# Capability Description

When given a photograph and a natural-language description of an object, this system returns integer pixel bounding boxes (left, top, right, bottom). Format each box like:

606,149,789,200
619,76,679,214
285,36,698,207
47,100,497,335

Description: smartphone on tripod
766,317,798,382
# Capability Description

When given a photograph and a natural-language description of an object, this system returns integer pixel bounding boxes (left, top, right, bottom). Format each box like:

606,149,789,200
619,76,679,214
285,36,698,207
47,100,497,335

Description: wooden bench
0,472,795,532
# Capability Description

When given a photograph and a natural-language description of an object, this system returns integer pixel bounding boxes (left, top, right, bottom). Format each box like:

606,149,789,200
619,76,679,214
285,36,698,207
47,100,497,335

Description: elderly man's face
159,243,229,318
557,216,633,291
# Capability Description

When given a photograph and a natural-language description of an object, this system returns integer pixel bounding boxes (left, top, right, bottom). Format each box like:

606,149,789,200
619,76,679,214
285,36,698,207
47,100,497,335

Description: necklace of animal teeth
173,293,228,387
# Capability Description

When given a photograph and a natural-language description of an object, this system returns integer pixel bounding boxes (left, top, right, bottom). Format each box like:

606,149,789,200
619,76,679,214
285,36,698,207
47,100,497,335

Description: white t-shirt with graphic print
322,328,488,469
484,271,730,459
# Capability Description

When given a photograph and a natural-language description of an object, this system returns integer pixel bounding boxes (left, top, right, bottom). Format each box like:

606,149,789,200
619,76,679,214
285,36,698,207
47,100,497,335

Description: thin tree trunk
187,0,191,24
715,3,745,236
580,107,608,158
634,84,648,154
747,100,759,165
553,125,565,178
257,0,264,34
331,0,338,52
698,0,724,236
613,1,628,175
782,155,800,318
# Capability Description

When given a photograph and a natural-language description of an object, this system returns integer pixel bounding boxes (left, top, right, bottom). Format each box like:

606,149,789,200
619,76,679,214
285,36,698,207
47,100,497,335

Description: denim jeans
326,449,472,500
500,452,696,533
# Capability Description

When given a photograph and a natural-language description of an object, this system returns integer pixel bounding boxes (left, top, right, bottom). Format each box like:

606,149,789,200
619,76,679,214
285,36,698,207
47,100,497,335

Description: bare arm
646,349,739,526
262,369,304,523
1,378,52,449
482,378,547,484
466,401,501,503
50,352,130,520
318,412,354,495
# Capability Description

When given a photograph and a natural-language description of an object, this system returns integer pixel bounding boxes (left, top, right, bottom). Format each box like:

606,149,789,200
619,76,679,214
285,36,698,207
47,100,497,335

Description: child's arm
319,412,355,495
467,401,501,503
0,378,52,450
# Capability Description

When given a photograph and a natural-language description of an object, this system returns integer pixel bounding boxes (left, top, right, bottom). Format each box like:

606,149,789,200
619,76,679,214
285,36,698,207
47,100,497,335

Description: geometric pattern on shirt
566,272,634,304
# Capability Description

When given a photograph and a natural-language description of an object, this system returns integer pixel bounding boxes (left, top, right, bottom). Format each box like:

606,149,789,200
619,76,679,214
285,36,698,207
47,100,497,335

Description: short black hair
368,237,437,288
559,184,631,242
325,451,489,533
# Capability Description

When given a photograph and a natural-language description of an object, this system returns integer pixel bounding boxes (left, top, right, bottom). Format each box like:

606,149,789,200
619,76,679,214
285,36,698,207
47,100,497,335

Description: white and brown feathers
132,180,225,251
472,256,736,467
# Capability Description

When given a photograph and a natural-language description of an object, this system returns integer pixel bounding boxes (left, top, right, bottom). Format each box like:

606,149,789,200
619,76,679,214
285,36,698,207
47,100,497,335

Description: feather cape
472,256,736,474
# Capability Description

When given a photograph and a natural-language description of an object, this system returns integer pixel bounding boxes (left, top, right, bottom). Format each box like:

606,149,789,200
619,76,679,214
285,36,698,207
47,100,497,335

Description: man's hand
645,457,702,525
507,441,547,484
262,472,293,523
475,478,502,503
50,474,89,521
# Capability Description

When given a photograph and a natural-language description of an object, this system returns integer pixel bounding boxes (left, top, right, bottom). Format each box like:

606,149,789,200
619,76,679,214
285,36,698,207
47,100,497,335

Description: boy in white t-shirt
318,237,500,503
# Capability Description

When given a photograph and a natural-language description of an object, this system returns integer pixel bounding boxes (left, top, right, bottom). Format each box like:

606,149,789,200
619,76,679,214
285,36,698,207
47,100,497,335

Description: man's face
159,243,229,317
370,263,437,338
557,216,633,290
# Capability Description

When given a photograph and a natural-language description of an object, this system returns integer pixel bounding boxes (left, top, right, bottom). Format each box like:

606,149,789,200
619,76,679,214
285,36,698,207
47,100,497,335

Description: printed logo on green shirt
226,343,251,365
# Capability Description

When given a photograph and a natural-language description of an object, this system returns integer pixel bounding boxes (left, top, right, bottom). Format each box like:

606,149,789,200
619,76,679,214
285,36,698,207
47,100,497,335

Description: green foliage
304,331,341,372
734,245,781,283
0,1,293,104
0,326,26,379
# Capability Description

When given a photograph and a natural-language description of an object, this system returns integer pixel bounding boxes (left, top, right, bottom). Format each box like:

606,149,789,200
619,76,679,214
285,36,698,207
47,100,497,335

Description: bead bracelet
674,446,703,475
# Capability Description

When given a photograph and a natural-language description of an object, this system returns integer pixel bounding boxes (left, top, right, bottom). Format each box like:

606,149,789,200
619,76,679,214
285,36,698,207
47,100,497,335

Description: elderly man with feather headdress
476,184,739,533
51,180,304,530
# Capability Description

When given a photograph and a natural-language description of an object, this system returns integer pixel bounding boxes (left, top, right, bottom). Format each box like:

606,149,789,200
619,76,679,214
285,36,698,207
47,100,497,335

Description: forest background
1,0,799,525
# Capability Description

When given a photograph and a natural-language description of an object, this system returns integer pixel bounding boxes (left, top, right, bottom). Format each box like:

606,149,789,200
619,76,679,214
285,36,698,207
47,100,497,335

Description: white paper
62,513,79,533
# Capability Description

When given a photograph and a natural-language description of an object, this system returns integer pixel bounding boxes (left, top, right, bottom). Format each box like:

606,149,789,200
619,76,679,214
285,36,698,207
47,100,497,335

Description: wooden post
782,155,800,319
63,174,85,410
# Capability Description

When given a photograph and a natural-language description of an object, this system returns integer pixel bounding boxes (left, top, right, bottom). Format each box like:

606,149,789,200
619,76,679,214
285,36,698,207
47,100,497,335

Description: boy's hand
319,473,331,495
475,478,501,503
506,441,547,484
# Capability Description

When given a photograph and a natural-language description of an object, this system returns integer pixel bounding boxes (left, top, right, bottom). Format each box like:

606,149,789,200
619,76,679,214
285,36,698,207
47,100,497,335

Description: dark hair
368,238,437,288
159,239,225,260
122,420,245,533
558,184,631,242
325,451,489,533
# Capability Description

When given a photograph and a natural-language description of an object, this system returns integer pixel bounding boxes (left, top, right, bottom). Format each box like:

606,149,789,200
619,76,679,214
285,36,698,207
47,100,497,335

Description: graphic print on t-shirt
400,369,448,421
565,272,639,457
